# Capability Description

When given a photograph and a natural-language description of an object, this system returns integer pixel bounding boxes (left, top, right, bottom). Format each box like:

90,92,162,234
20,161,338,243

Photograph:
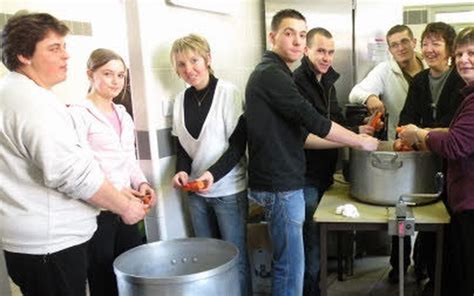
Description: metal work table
314,178,450,296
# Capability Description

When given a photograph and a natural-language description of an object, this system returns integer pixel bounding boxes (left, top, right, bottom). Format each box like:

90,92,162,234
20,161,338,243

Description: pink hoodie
69,100,147,190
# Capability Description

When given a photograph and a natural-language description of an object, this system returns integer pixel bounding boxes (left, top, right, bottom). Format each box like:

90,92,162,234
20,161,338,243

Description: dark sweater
208,114,247,182
245,51,332,191
398,67,465,204
175,75,218,174
399,68,465,128
427,85,474,213
294,56,354,191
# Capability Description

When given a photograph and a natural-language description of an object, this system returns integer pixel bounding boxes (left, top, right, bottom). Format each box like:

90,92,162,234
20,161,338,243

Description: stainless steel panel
353,0,403,83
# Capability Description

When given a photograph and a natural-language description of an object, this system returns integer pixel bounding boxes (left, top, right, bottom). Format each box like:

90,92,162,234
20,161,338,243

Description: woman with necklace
69,48,157,296
170,34,250,295
397,22,465,293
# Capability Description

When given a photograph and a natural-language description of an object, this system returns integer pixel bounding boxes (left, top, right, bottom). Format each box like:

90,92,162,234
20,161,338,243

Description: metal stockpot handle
399,172,445,205
370,152,403,170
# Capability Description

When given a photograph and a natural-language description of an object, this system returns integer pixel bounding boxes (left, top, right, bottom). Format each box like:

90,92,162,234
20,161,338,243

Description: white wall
0,0,129,104
402,0,474,4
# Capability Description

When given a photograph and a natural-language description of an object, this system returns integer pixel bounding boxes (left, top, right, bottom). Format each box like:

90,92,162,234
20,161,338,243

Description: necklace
193,87,211,107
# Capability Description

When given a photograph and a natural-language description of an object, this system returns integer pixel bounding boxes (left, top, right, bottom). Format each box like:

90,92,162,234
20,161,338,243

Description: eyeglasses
389,38,412,49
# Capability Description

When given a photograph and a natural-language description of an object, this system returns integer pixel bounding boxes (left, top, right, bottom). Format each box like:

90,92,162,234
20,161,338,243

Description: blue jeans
188,190,251,296
249,189,305,296
303,186,322,296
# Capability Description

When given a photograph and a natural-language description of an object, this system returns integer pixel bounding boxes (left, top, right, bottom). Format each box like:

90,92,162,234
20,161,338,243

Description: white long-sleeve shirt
349,55,425,139
68,100,147,191
172,79,246,198
0,72,104,254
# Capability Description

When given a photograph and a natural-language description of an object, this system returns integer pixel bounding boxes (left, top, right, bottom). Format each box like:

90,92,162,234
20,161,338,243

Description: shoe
421,280,434,296
414,266,429,283
388,268,399,284
387,268,408,284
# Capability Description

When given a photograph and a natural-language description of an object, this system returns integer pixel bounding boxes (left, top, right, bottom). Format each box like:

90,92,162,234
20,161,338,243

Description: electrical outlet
162,99,173,117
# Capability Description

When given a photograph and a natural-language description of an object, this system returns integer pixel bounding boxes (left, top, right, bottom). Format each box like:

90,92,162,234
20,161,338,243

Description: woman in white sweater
170,34,250,295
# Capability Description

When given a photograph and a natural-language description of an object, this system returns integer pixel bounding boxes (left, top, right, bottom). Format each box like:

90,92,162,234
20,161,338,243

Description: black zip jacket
245,51,332,191
398,67,464,205
399,67,465,127
294,56,354,191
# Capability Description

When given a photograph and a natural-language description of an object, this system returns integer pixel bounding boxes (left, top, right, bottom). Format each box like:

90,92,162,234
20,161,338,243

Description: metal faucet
388,172,444,296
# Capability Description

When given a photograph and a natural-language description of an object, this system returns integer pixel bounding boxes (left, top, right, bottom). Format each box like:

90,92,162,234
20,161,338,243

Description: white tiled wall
0,0,130,104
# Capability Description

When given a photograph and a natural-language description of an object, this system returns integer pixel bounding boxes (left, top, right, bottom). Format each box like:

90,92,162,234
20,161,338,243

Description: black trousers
87,211,144,296
4,241,89,296
389,236,411,271
443,210,474,296
413,231,436,281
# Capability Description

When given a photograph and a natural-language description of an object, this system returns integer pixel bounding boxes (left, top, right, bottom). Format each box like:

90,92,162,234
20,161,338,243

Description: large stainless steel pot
113,238,240,296
349,141,442,206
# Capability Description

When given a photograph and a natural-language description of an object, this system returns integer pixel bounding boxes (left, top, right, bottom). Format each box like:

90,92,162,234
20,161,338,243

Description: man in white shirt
349,24,425,140
349,24,425,283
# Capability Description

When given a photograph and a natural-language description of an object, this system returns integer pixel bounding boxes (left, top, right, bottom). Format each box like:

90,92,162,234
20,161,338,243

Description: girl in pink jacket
69,48,156,296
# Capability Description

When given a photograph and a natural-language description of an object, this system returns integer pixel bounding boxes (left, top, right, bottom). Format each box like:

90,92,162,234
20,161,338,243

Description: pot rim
113,238,239,284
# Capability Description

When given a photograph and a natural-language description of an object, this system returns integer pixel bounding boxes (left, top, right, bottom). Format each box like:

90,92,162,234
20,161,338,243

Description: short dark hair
421,22,456,58
1,12,69,71
270,9,306,32
386,24,414,43
307,27,333,47
454,26,474,50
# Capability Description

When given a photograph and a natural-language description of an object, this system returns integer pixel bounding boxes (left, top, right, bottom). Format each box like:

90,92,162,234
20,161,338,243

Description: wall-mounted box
165,0,231,14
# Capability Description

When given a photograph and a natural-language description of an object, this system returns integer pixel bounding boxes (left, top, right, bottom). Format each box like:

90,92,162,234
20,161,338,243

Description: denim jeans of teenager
249,189,305,296
188,190,251,296
303,185,322,296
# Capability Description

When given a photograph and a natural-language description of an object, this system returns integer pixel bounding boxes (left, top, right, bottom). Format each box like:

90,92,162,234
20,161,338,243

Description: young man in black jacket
197,9,378,296
293,27,374,296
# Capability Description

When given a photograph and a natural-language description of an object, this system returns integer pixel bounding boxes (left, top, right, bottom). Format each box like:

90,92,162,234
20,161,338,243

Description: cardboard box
247,223,272,295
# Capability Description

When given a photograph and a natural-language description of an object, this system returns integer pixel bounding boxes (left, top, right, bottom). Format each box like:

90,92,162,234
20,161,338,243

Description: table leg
320,223,328,296
337,232,343,281
399,236,404,296
345,231,355,276
434,225,444,296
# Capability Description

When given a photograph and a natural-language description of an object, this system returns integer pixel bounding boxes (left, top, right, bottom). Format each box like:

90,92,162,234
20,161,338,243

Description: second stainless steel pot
113,238,240,296
349,141,442,206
